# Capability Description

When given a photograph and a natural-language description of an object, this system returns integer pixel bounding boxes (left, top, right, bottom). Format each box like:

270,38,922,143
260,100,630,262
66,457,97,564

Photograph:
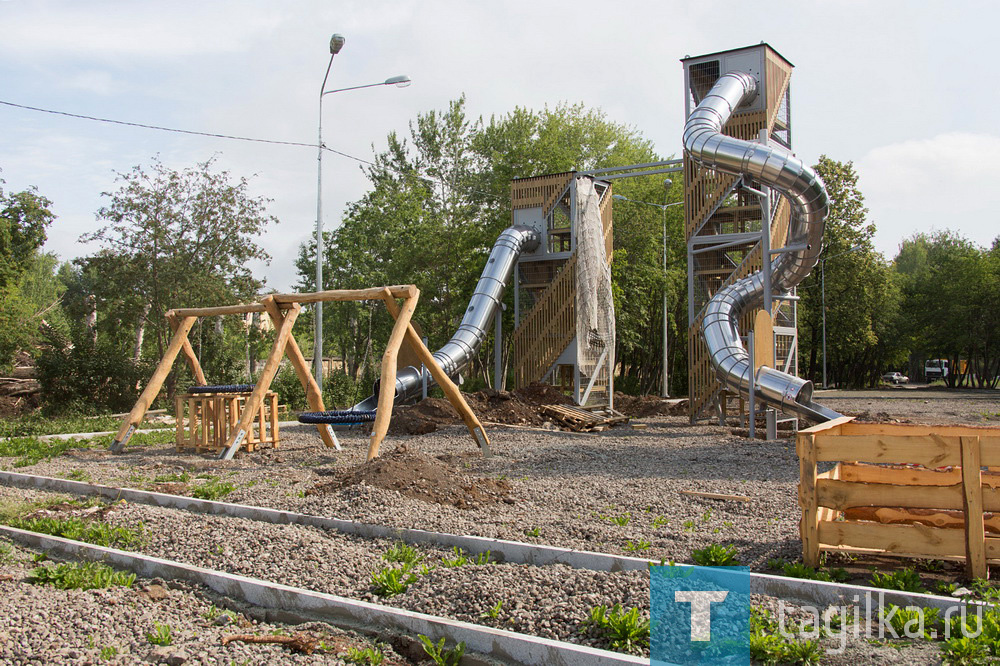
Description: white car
882,372,908,385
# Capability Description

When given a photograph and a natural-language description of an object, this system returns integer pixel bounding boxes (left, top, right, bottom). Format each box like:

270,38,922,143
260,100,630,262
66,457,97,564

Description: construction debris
539,405,629,432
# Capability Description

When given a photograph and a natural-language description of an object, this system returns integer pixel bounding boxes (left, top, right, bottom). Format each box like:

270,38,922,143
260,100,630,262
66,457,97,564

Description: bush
268,365,307,411
37,338,154,414
324,370,359,409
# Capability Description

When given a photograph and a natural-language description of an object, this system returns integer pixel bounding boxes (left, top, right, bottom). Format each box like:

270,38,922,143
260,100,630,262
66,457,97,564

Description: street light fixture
821,243,864,389
612,186,683,397
313,32,409,387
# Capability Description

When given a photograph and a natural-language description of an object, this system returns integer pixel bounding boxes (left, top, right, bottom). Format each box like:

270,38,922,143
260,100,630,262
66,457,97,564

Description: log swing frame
110,285,490,461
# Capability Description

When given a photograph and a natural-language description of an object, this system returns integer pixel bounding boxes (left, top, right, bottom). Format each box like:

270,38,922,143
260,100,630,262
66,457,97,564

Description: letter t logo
675,590,729,641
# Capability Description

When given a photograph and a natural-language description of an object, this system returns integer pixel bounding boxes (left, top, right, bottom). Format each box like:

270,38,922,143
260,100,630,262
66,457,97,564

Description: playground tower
682,44,799,422
508,173,616,409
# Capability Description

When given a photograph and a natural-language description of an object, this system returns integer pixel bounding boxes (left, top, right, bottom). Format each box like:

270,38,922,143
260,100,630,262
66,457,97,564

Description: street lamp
821,243,863,389
612,187,683,397
313,32,409,386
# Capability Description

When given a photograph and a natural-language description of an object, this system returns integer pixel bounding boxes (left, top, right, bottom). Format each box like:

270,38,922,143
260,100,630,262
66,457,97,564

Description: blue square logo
651,565,754,665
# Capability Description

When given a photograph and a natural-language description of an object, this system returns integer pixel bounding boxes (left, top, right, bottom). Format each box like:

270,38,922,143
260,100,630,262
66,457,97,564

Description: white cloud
858,133,1000,256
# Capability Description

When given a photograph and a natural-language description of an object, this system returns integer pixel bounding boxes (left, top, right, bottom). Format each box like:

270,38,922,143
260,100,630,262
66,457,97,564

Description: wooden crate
798,417,1000,578
175,391,280,454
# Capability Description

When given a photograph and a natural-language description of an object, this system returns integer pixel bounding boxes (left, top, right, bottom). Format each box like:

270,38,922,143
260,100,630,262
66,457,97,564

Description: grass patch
624,540,651,553
344,646,384,665
748,607,823,664
370,564,418,598
869,567,925,593
691,543,740,566
8,515,147,549
28,561,136,590
0,414,123,438
382,541,422,566
417,635,465,666
579,604,650,653
152,471,191,484
146,621,173,646
190,477,235,501
440,546,469,568
780,561,849,583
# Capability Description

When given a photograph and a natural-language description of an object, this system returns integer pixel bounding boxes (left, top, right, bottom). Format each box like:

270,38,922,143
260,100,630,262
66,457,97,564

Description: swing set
109,285,490,461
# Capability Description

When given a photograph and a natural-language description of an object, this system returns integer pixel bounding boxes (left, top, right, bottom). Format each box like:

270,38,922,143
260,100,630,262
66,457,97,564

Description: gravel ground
0,535,411,665
1,388,997,664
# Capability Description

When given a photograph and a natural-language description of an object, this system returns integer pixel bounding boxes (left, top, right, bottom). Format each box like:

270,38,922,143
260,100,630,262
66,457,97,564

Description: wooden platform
540,404,629,432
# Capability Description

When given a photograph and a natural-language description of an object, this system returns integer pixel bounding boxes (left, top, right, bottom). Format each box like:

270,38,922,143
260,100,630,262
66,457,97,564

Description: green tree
0,177,56,371
797,156,905,388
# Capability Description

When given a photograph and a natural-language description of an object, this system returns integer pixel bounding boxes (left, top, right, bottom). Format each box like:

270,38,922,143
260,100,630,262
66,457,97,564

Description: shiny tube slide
683,71,841,422
352,225,540,411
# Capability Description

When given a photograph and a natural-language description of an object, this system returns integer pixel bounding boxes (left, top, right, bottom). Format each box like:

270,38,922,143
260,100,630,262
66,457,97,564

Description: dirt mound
467,388,548,426
310,444,511,509
849,410,911,424
511,383,575,406
389,397,460,435
613,392,686,417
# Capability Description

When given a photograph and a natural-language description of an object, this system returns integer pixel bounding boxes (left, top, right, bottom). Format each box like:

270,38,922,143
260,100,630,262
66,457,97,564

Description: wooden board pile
540,404,629,432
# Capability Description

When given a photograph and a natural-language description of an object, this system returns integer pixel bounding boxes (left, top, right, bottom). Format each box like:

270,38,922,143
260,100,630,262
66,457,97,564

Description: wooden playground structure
799,417,1000,579
110,285,490,461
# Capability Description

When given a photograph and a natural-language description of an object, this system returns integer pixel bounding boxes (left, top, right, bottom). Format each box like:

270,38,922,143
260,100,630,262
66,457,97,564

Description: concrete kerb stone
0,471,979,616
0,526,646,666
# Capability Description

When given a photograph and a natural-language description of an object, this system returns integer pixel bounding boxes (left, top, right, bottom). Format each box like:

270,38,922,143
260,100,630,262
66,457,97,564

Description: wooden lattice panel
512,253,577,388
511,172,574,215
599,185,614,265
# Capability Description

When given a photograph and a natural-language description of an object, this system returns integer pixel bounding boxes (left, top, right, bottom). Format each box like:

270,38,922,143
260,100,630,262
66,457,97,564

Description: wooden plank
219,302,301,460
261,298,337,451
383,295,492,457
798,415,853,437
842,421,1000,438
962,436,988,579
679,490,751,503
816,464,841,523
174,396,184,453
816,478,963,512
817,520,966,558
813,433,961,467
367,291,418,461
273,285,417,305
752,309,773,372
111,315,198,453
799,433,820,567
837,462,961,486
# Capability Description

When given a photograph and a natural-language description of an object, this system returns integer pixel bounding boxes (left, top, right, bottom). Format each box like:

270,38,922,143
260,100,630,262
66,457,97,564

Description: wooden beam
167,313,207,385
382,294,492,456
798,432,820,567
679,490,751,503
273,285,417,305
170,303,270,317
219,301,301,460
367,290,418,461
110,315,197,453
260,297,339,450
813,433,961,467
962,436,988,579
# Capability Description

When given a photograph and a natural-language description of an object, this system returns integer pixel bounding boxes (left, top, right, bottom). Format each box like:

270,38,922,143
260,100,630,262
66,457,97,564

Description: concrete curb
0,526,646,666
0,471,975,614
0,428,171,443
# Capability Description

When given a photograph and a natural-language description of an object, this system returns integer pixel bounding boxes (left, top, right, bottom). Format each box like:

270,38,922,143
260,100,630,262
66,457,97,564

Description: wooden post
367,289,419,461
270,392,280,448
260,297,339,450
167,312,207,385
188,397,198,451
174,395,184,453
111,315,198,453
962,436,988,579
798,432,820,567
219,300,301,460
753,309,774,372
382,294,492,455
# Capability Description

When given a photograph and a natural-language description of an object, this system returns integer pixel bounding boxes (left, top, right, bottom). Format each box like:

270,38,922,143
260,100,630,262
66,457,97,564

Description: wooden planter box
798,417,1000,578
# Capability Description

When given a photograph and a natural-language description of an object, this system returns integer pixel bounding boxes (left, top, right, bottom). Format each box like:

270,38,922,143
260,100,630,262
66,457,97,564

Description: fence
798,417,1000,578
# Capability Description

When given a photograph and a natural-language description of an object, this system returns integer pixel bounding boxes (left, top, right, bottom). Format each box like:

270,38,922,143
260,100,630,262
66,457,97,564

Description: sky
0,0,996,292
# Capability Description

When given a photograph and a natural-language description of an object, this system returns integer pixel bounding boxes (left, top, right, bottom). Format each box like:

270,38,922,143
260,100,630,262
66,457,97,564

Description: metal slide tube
353,225,540,411
684,72,841,422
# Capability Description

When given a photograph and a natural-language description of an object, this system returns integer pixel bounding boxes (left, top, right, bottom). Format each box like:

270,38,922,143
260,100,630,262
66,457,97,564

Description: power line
0,97,506,203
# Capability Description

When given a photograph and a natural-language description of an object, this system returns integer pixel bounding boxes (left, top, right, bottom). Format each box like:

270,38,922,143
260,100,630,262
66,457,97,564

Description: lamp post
313,32,410,386
821,243,863,389
612,189,683,397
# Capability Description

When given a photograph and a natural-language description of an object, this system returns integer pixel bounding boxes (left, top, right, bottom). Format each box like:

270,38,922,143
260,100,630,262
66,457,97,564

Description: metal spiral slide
683,71,841,422
351,225,540,411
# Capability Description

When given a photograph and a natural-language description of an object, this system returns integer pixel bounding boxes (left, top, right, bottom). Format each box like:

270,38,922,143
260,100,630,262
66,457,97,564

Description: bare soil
310,442,512,509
